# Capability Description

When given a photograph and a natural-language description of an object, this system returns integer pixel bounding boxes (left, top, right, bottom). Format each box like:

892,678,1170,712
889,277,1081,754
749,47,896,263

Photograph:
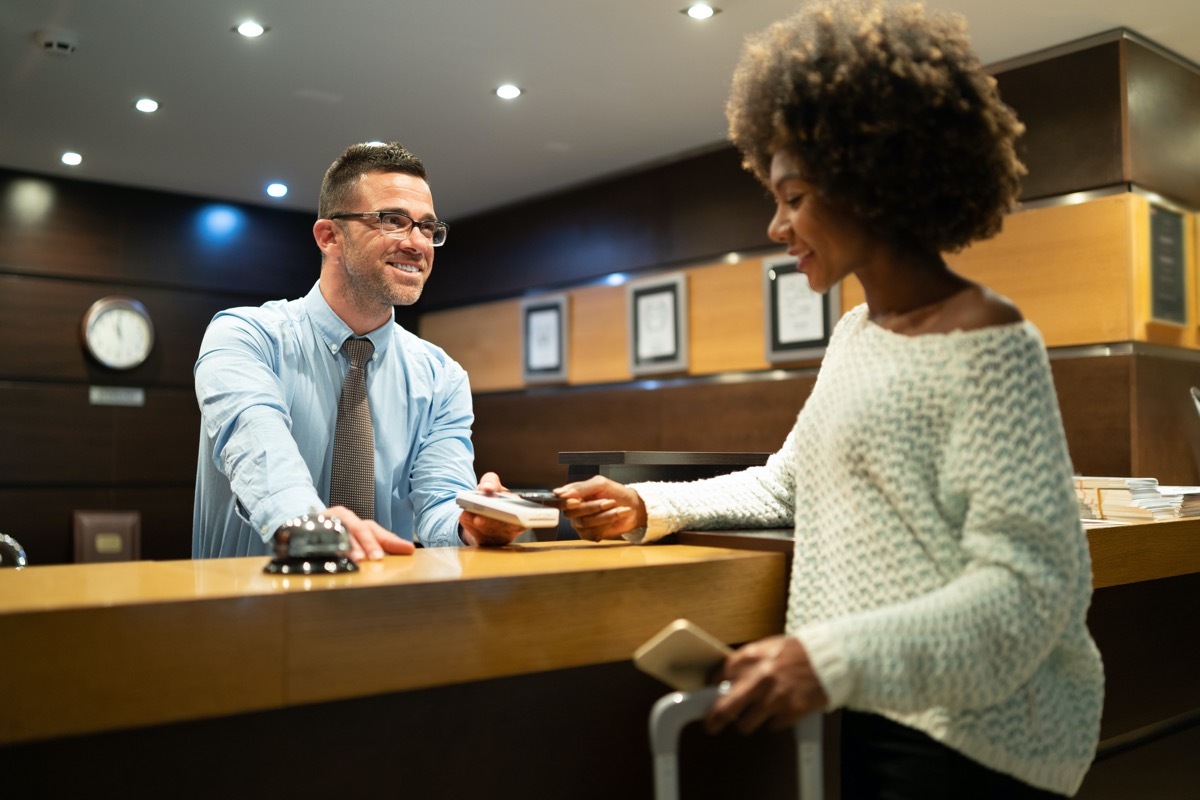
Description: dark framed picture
1149,202,1186,326
627,272,688,375
522,294,568,383
762,254,839,363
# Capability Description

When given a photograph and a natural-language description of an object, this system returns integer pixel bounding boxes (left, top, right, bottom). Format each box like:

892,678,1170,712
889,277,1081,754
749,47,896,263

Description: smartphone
513,489,570,509
633,618,732,691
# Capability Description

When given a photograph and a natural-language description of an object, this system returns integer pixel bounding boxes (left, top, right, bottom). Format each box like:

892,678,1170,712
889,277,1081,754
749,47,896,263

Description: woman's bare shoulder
942,285,1023,332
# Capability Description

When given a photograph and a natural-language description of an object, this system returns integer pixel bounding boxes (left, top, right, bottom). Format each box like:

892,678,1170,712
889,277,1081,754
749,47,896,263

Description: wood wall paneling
842,196,1139,345
0,168,316,298
1087,572,1200,738
432,194,1158,397
994,41,1126,202
993,35,1200,209
418,299,523,392
1131,354,1200,483
470,374,817,488
470,389,663,487
0,172,124,277
1125,40,1200,209
471,351,1195,493
657,147,775,264
0,486,196,569
1049,356,1134,480
567,284,631,385
953,195,1137,347
688,257,771,375
0,273,253,386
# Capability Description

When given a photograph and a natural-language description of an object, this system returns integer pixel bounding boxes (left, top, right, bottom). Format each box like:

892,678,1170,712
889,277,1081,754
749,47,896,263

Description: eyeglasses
328,211,448,246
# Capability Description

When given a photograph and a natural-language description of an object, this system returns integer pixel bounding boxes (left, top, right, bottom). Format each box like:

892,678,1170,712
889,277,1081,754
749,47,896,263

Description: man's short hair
318,142,428,219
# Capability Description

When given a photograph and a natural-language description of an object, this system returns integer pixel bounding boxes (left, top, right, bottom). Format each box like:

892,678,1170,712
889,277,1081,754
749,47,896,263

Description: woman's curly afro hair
726,0,1026,254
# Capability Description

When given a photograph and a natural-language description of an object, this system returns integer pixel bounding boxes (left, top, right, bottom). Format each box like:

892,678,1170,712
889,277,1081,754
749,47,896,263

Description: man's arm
196,311,325,544
407,362,522,547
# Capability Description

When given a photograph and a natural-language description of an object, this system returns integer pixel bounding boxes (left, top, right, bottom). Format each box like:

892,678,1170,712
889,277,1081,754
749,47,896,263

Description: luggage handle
649,684,823,800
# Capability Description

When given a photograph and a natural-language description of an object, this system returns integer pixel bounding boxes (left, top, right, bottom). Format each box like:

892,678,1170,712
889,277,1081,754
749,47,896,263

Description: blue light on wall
196,204,245,244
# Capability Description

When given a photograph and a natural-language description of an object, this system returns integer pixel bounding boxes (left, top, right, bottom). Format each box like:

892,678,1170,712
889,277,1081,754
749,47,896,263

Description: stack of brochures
1154,485,1200,518
1074,476,1200,522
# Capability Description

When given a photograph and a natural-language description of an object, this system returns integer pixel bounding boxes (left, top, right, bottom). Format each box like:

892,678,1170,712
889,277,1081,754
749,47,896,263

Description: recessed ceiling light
266,183,288,198
682,4,720,20
235,20,267,37
61,151,82,166
134,98,159,113
496,84,522,100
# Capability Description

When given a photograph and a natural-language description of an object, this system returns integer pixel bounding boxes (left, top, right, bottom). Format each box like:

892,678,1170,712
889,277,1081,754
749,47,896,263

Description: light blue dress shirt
193,281,476,556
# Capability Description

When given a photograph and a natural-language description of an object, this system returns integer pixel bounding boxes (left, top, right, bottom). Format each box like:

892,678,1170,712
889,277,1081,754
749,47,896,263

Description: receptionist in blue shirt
193,141,524,560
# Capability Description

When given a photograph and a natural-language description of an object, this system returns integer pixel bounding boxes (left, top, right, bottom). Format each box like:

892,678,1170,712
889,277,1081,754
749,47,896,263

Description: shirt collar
305,281,395,359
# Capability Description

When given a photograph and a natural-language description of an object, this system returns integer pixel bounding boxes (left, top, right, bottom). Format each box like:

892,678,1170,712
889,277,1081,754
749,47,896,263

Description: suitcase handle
649,685,823,800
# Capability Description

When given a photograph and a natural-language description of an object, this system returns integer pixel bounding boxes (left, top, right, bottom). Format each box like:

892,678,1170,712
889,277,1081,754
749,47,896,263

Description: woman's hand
706,635,829,734
553,475,647,541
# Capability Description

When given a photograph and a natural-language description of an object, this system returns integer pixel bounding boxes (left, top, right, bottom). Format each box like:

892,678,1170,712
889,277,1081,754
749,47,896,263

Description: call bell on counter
264,512,357,575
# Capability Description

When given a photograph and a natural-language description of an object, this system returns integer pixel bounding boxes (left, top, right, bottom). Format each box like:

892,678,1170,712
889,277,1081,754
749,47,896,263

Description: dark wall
422,145,775,310
996,34,1200,208
0,168,317,564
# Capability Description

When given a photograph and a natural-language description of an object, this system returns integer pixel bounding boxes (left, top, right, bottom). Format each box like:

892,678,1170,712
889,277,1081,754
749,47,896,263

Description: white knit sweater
631,304,1104,795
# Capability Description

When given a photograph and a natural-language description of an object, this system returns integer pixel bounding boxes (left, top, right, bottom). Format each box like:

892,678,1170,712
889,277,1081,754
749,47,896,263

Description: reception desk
3,521,1198,798
0,541,792,798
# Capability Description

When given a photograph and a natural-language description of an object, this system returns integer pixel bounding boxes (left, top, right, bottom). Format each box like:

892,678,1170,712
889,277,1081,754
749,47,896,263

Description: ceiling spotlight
266,183,288,198
235,20,267,37
61,151,82,166
496,84,522,100
682,4,720,20
135,98,159,113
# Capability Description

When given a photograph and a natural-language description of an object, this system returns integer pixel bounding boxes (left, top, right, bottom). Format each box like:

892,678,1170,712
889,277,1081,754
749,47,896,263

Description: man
193,141,523,559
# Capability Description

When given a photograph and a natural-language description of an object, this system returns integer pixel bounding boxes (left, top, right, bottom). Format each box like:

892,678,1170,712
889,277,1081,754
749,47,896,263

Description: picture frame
762,254,839,363
521,294,569,383
1148,202,1186,327
627,272,688,376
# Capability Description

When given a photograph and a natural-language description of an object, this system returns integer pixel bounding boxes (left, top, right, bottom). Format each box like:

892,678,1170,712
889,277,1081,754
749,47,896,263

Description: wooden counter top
0,541,786,746
674,517,1200,589
1085,516,1200,588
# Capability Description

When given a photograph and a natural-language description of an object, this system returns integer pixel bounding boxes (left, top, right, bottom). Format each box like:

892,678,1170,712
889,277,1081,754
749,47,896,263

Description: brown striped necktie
329,338,374,520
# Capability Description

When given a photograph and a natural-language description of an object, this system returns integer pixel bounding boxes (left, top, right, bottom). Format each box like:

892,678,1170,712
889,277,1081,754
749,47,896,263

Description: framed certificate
522,294,568,383
763,254,839,363
627,272,688,375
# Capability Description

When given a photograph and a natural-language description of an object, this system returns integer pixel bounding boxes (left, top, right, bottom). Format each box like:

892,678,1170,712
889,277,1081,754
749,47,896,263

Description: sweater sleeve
627,427,799,543
799,327,1093,713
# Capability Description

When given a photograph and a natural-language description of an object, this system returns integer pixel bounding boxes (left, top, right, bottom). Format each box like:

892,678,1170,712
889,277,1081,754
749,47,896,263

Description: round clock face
81,296,155,370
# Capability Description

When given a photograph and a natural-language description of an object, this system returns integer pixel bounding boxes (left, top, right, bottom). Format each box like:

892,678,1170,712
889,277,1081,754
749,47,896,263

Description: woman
556,2,1104,797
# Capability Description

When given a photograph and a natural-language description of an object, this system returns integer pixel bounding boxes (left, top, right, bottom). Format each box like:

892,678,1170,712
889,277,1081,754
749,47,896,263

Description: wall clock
81,295,155,370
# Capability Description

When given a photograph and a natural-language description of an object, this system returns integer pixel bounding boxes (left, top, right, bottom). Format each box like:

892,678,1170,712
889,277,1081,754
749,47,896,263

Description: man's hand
458,471,527,547
323,505,415,561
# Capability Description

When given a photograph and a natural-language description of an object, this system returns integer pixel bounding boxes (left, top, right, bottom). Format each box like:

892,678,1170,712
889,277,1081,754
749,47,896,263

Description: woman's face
766,151,879,295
